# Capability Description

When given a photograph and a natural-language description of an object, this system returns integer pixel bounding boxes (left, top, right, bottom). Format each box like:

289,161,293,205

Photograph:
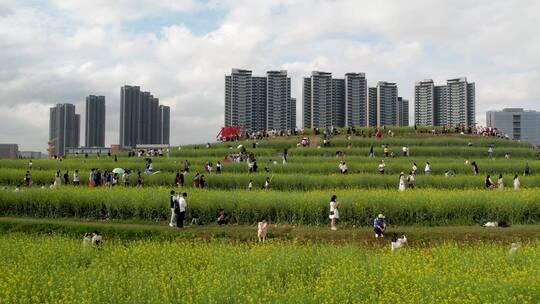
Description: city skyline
2,1,540,151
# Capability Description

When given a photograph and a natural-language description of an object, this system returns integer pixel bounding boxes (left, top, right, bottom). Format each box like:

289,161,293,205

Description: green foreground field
1,233,538,303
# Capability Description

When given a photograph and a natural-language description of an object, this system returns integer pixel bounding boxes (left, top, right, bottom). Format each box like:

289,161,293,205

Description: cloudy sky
1,0,539,151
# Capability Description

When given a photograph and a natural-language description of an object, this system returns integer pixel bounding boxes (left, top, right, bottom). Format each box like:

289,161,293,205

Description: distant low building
66,147,111,155
0,144,19,159
19,151,45,159
486,108,540,145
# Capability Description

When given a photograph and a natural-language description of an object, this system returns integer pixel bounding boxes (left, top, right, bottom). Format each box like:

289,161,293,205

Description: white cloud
1,0,540,151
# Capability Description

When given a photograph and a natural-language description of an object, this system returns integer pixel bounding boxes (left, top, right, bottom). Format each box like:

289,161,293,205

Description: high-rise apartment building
414,77,475,127
303,71,333,128
486,108,540,145
376,81,398,127
159,105,170,145
344,73,368,127
225,69,294,132
49,103,80,156
119,85,170,148
367,87,378,127
85,95,105,147
397,97,409,126
266,70,292,130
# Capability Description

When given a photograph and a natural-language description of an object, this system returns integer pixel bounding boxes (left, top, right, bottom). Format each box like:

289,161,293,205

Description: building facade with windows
486,108,540,145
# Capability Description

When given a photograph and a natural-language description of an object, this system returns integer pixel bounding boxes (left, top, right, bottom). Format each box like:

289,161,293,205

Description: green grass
1,188,540,226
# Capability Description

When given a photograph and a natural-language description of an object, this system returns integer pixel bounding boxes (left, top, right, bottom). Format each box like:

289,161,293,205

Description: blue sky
1,0,540,151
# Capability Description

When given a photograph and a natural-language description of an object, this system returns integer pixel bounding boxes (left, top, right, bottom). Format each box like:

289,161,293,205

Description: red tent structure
217,126,243,141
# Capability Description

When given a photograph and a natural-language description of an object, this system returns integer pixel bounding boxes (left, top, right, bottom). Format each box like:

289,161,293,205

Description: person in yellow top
383,146,390,157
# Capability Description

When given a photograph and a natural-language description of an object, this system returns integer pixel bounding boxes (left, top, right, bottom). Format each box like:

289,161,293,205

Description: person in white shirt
175,192,188,228
329,195,339,231
169,190,177,227
398,172,406,192
411,163,418,175
378,160,385,174
248,180,253,190
513,174,521,190
73,170,80,185
258,216,268,242
424,162,432,175
91,231,102,246
497,174,504,189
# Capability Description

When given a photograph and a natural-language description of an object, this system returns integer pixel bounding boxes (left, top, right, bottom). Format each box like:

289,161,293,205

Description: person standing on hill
373,214,386,238
24,171,32,187
73,170,79,185
263,177,270,190
424,162,432,175
488,146,494,158
485,174,494,189
398,172,406,192
175,192,187,228
258,216,268,242
216,161,223,174
411,163,418,175
497,174,504,189
54,171,61,187
471,161,479,175
63,171,69,185
169,190,177,227
248,179,253,190
28,160,33,170
524,162,530,176
183,160,190,173
513,174,521,190
407,171,415,189
329,195,339,231
378,160,386,174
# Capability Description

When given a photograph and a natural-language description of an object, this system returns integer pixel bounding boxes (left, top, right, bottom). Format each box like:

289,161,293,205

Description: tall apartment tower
414,77,475,127
159,105,170,145
303,71,332,128
119,85,169,148
85,95,105,147
225,69,294,132
367,87,378,127
288,98,296,129
331,78,345,127
49,103,80,156
446,77,475,127
344,73,368,127
376,81,398,127
266,70,292,130
414,80,435,126
397,97,409,126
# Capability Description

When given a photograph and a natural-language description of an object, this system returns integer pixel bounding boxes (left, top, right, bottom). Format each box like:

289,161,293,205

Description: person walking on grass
216,161,223,174
24,171,32,187
258,216,268,242
369,145,374,158
471,161,479,175
248,180,253,190
73,170,79,185
329,195,339,231
378,160,385,174
175,192,187,228
513,174,521,190
398,172,406,192
263,177,270,190
169,190,177,227
488,146,494,158
411,162,418,175
524,162,530,176
63,171,69,185
407,171,415,189
54,171,61,187
424,162,432,175
485,174,494,189
497,174,504,190
374,214,386,238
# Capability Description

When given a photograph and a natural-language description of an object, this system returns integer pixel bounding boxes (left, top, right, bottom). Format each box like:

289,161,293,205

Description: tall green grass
1,187,539,226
